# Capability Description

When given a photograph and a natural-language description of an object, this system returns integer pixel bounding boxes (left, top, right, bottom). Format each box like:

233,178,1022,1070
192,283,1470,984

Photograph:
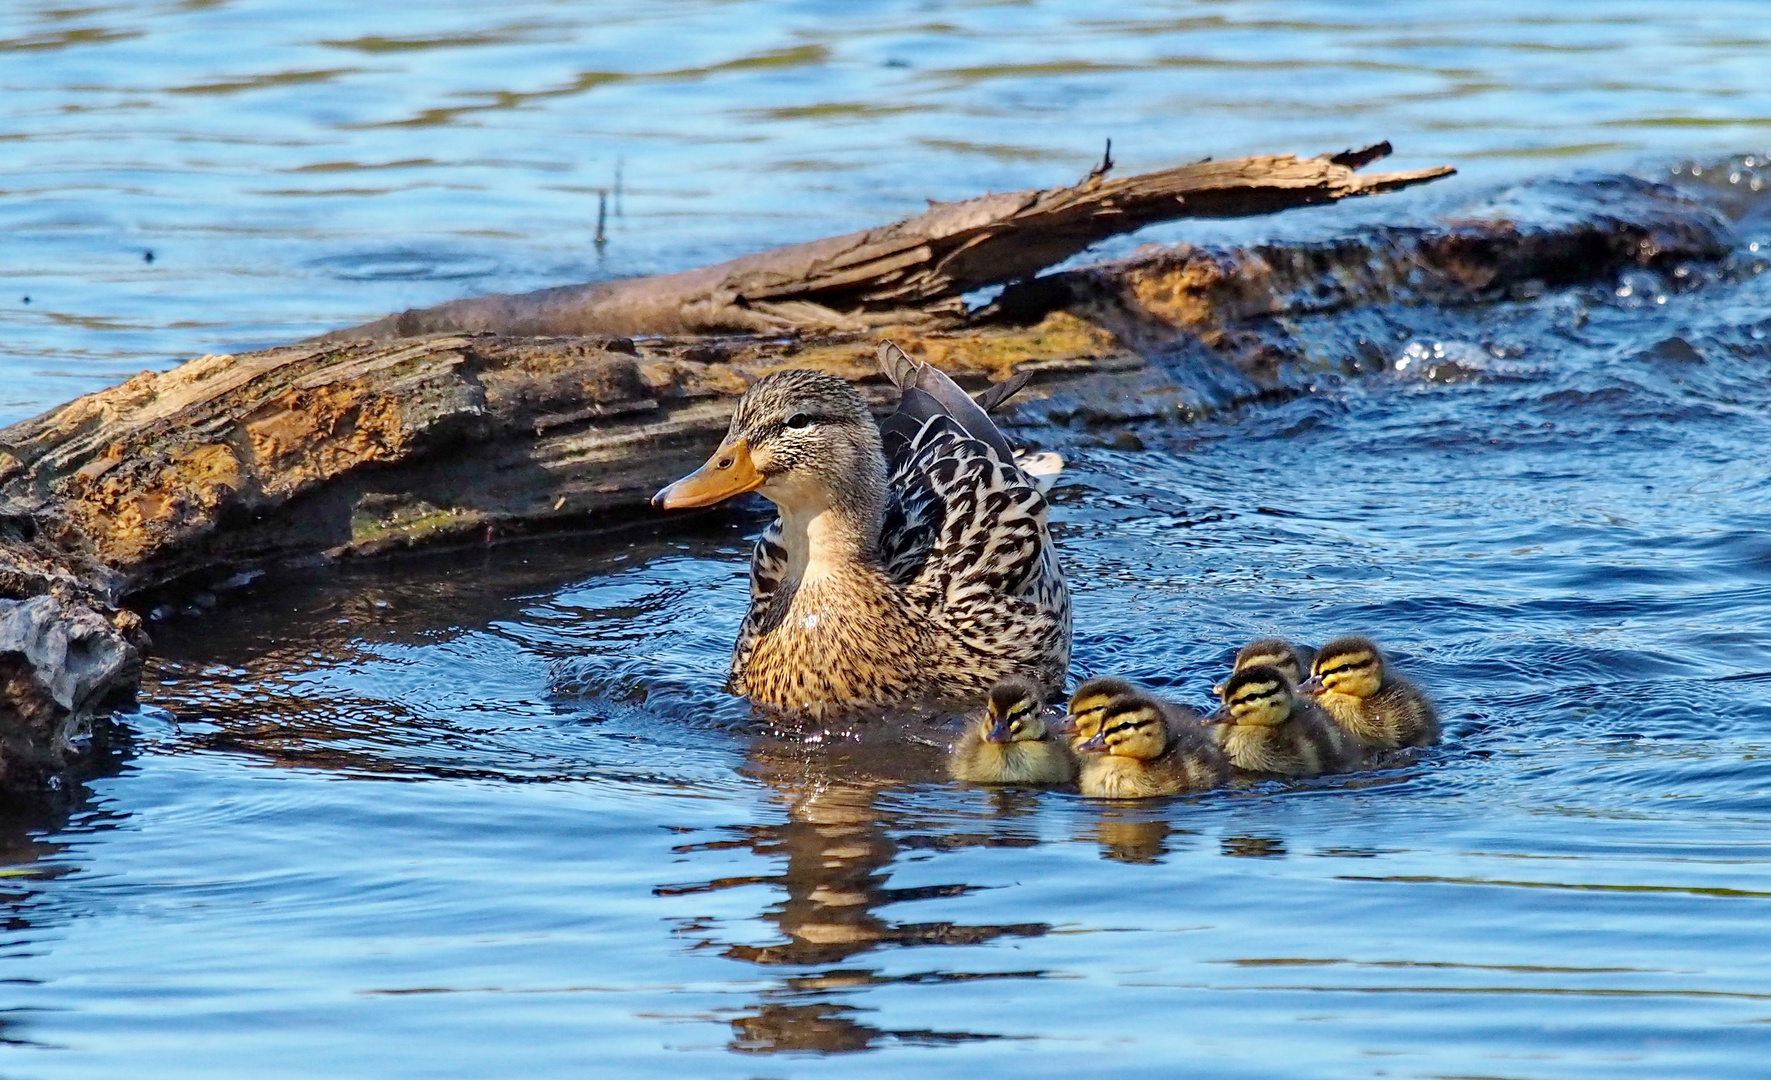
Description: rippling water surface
4,2,1771,1077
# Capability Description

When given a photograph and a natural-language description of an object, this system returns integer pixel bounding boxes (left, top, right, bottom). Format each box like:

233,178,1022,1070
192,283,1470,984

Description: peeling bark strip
321,145,1453,341
0,166,1737,796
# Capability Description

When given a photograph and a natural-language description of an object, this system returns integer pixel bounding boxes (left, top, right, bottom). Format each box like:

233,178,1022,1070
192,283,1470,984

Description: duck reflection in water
659,728,1049,1053
1087,805,1193,865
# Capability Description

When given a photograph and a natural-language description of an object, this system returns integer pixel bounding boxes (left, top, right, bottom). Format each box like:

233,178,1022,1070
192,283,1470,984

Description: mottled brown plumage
949,677,1074,786
1071,690,1228,798
1206,665,1359,777
654,343,1069,719
1300,636,1440,750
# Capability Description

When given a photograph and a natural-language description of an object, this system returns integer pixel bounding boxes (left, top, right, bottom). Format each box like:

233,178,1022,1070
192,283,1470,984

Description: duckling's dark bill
653,439,763,509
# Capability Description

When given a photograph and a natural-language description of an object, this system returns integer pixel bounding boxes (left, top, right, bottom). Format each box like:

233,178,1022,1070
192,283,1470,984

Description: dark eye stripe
1103,716,1154,736
1320,660,1371,676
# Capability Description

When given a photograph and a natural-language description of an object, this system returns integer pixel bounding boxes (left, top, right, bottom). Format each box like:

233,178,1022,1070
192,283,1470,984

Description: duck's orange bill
653,438,763,509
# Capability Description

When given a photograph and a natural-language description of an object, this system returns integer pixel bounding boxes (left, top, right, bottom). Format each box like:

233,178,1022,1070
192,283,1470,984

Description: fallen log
0,163,1736,796
321,144,1452,341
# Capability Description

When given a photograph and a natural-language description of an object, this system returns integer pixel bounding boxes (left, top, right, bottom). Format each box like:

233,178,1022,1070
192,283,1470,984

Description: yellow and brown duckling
1060,677,1141,751
653,342,1070,720
949,677,1075,786
1298,635,1440,751
1205,665,1360,777
1066,687,1229,799
1212,637,1317,697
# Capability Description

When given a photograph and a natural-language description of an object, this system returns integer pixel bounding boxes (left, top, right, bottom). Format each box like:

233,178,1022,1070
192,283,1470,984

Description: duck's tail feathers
972,370,1032,413
1015,450,1065,494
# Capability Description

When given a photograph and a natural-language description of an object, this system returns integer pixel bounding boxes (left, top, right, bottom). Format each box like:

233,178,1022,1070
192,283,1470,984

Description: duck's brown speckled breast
740,568,929,713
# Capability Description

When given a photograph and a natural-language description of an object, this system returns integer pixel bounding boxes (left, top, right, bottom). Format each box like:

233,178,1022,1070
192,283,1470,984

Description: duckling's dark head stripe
1313,635,1384,675
1222,664,1290,703
989,675,1043,714
1072,677,1139,704
1235,638,1302,670
1100,701,1161,731
1101,717,1154,740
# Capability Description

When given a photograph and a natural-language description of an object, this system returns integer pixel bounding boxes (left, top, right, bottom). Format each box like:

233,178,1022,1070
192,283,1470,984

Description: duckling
949,677,1075,786
1070,690,1229,799
1298,635,1440,750
1212,637,1317,697
1205,665,1359,777
1057,677,1141,751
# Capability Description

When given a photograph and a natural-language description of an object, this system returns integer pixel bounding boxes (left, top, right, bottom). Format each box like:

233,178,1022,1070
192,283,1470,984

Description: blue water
3,2,1771,1077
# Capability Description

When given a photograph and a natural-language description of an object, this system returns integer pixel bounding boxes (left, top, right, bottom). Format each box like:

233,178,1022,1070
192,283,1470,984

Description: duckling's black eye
784,413,811,429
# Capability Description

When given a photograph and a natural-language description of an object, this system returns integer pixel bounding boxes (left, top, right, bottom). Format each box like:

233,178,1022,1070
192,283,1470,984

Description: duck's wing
889,414,1071,686
878,341,1022,469
879,463,942,585
727,521,788,695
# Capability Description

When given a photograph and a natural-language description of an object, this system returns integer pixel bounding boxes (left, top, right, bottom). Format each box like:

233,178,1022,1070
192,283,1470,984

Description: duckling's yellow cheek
1346,670,1381,697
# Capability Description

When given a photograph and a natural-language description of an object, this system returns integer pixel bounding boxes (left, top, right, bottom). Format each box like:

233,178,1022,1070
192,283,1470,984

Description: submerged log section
0,143,1741,795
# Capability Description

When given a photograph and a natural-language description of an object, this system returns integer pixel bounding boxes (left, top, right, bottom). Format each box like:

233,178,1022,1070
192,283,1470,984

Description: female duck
1298,636,1440,750
1206,665,1359,777
949,677,1075,786
654,343,1070,718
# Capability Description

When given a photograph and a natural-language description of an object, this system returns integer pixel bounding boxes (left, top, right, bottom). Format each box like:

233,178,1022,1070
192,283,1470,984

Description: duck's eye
785,413,811,429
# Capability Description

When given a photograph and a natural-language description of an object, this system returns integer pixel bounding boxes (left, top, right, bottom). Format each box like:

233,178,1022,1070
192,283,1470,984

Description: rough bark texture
0,595,140,793
321,145,1453,341
0,166,1736,795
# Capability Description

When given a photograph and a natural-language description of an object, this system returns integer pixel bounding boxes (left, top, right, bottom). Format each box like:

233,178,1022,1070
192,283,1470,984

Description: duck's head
1056,677,1140,742
1298,636,1385,699
1213,638,1312,697
977,676,1049,744
653,370,884,515
1205,665,1294,728
1073,693,1170,761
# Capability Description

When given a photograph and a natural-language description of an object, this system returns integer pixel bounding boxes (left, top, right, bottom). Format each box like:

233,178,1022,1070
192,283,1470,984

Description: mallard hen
653,342,1071,718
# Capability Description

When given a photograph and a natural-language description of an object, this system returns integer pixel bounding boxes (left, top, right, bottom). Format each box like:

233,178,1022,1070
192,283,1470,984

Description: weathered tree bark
321,145,1453,341
0,162,1736,796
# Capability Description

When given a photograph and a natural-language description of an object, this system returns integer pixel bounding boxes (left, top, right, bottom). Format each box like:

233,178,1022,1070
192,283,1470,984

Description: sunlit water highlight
2,2,1771,1077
